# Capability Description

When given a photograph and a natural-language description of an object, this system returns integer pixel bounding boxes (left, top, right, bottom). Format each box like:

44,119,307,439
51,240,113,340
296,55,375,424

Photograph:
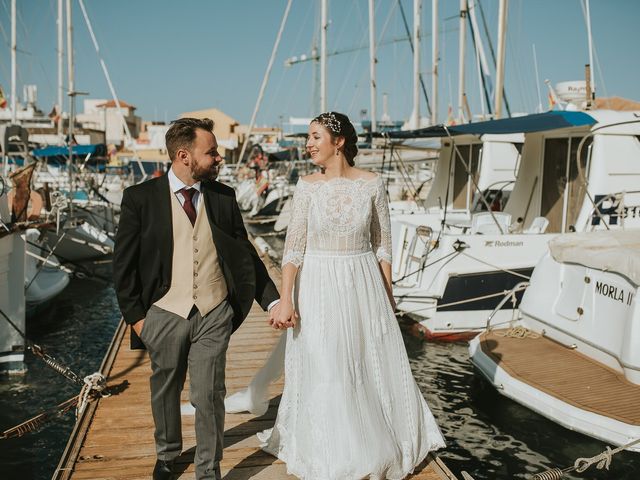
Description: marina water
1,245,638,478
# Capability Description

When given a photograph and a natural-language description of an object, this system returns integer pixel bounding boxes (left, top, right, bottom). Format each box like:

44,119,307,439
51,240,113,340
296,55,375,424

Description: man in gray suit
114,118,279,479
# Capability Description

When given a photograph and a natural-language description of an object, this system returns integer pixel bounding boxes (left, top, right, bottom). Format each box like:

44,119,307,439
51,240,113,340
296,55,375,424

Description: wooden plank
479,329,640,425
57,245,454,479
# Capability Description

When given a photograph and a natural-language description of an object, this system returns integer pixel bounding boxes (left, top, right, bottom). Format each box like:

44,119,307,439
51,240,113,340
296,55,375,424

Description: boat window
540,136,592,233
452,144,480,209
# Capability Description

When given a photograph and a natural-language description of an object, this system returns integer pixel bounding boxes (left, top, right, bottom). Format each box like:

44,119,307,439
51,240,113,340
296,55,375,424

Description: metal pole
532,44,543,113
494,0,508,118
10,0,17,124
368,0,377,133
320,0,328,113
57,0,64,140
431,0,438,125
66,0,75,215
584,0,595,100
236,0,293,170
457,0,468,123
410,0,422,129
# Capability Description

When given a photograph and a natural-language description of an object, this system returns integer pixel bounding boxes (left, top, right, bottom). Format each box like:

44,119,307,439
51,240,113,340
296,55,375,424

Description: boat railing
484,281,529,331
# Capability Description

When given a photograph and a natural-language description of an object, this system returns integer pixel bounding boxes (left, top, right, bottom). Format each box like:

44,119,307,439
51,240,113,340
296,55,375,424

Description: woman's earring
335,148,339,156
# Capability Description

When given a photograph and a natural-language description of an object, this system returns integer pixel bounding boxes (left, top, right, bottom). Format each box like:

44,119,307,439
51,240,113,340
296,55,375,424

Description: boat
469,230,640,450
24,228,71,316
0,185,27,374
393,110,640,340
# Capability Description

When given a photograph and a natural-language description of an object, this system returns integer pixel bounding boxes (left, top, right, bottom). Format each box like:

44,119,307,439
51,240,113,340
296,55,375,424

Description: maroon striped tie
179,188,197,226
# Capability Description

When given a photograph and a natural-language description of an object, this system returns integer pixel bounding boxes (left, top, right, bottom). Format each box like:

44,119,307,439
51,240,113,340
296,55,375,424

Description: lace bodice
282,175,392,268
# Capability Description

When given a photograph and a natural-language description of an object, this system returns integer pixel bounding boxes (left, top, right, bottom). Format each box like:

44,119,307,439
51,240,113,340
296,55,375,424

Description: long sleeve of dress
282,180,311,268
370,176,392,264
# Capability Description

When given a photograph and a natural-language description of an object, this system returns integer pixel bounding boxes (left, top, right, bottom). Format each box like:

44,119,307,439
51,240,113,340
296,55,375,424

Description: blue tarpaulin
31,144,107,157
385,111,597,139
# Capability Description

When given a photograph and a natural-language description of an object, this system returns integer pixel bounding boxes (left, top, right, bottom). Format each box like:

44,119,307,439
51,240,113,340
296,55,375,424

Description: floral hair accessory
314,112,341,135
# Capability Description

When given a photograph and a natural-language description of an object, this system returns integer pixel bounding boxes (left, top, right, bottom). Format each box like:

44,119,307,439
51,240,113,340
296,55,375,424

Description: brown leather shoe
153,459,176,480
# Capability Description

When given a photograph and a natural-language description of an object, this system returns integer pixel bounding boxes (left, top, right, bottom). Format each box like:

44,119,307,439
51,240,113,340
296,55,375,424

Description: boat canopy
549,231,640,286
385,111,597,139
31,144,107,157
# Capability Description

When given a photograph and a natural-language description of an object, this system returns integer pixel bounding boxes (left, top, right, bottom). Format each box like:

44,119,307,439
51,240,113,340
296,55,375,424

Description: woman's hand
272,299,298,329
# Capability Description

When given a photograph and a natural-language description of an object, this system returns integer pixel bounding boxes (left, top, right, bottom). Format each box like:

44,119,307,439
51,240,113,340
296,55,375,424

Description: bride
254,112,445,479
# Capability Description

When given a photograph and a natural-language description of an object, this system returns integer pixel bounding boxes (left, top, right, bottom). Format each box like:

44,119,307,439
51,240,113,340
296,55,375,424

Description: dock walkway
55,254,456,480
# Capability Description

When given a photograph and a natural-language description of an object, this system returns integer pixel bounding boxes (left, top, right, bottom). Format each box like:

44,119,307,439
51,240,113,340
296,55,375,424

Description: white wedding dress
256,176,445,479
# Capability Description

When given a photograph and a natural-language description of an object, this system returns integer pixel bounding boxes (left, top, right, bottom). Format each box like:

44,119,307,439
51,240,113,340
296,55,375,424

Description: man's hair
165,117,214,161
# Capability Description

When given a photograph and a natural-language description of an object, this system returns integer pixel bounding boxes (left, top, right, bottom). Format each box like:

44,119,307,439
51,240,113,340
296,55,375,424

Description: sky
1,0,639,128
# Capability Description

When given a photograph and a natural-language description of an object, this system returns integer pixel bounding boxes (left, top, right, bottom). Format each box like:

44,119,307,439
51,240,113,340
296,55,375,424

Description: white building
77,99,141,146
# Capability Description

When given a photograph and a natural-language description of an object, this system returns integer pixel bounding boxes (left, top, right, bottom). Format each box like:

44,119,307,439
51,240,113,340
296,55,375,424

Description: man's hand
271,300,298,330
268,303,280,326
132,318,145,337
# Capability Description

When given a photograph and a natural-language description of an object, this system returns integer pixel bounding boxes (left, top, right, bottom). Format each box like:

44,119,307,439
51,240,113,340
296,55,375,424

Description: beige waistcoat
154,189,228,319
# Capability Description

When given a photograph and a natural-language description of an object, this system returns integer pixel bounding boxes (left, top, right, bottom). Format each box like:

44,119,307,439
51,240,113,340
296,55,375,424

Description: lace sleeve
282,180,311,268
370,176,392,264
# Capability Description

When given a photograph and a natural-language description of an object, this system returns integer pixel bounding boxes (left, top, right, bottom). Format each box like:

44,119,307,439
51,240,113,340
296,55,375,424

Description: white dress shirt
168,167,202,209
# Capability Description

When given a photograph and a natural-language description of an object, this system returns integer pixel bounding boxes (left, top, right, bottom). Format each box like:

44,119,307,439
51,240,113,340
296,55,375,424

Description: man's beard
191,162,219,181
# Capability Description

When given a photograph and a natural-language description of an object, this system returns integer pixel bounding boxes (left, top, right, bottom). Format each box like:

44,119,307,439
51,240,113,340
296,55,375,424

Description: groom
113,117,279,480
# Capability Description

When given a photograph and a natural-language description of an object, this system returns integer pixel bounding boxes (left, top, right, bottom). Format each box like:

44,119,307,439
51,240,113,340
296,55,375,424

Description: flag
446,104,456,126
0,85,7,109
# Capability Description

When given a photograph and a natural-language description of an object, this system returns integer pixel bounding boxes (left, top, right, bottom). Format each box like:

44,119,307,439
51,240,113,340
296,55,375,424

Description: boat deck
478,329,640,425
55,255,456,480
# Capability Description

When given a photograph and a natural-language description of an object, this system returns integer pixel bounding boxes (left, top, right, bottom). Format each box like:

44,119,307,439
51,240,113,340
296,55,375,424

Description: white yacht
393,110,640,340
470,230,640,451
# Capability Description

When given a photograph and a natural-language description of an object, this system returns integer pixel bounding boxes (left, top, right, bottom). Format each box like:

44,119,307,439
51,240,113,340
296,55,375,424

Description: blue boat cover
31,144,107,157
386,111,596,139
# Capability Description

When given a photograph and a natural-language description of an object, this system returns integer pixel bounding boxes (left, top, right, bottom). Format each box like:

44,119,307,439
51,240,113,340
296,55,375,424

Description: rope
532,437,640,479
396,284,528,316
76,372,109,417
494,326,539,339
392,250,461,285
0,396,78,440
0,372,110,440
460,251,532,280
0,308,83,386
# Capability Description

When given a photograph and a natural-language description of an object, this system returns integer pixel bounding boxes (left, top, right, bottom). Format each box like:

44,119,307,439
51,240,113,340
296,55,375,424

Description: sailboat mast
431,0,438,125
457,0,467,123
494,0,508,118
368,0,377,133
320,0,327,112
584,0,595,100
10,0,16,124
236,0,293,170
66,0,75,213
410,0,422,129
57,0,64,140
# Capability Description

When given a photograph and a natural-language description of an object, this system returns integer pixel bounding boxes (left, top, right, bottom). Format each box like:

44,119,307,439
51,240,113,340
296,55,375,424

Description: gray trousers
140,301,233,480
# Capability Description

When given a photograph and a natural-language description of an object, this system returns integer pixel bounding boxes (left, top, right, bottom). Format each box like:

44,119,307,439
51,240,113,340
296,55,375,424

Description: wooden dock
54,254,456,480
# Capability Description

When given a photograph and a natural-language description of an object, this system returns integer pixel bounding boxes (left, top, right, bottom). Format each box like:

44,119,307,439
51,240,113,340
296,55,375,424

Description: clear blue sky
1,0,638,127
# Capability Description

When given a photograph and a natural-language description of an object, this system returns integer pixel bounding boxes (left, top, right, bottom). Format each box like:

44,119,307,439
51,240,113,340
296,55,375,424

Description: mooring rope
0,307,110,438
532,437,640,479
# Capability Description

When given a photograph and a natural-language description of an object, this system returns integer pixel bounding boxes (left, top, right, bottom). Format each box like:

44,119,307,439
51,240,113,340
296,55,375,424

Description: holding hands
268,300,298,329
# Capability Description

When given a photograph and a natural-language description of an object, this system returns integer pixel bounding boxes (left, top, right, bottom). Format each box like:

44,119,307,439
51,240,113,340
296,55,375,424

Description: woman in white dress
259,112,445,479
